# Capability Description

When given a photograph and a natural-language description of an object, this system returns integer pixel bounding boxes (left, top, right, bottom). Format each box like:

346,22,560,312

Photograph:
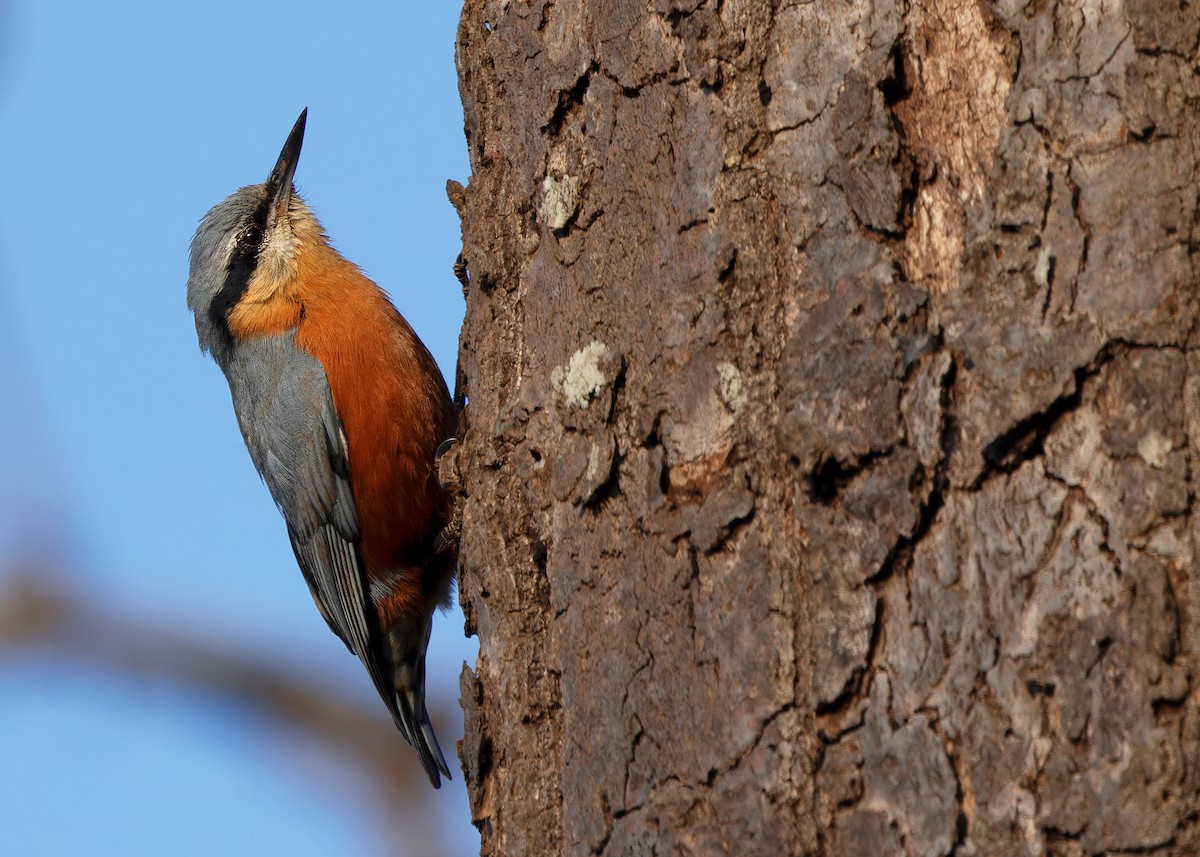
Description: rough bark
451,1,1200,854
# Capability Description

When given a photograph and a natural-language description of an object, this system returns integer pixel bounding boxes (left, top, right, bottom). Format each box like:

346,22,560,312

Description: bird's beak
266,108,307,223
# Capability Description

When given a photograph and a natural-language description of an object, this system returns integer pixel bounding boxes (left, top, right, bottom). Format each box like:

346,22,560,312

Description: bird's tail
386,617,451,788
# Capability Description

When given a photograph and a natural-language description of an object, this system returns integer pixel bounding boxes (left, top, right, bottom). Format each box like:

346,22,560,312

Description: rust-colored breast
292,245,455,622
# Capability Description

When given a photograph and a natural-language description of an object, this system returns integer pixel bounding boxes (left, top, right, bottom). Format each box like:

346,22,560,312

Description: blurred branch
0,565,457,857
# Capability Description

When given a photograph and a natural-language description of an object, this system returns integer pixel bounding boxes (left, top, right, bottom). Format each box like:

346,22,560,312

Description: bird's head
186,108,325,359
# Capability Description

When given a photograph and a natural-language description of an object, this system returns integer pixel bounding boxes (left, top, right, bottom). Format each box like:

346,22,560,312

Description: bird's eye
241,224,263,247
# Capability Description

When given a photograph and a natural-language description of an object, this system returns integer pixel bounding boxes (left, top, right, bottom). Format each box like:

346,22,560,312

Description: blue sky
0,3,478,854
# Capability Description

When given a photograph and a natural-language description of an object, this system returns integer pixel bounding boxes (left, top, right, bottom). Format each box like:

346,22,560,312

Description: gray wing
222,335,393,698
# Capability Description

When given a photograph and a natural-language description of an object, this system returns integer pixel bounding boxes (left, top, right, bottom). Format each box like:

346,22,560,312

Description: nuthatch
186,109,457,787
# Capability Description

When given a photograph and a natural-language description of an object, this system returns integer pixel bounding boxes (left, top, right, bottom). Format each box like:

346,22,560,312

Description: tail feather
386,617,451,788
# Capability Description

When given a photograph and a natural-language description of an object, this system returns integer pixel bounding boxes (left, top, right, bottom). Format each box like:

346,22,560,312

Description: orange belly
293,246,455,621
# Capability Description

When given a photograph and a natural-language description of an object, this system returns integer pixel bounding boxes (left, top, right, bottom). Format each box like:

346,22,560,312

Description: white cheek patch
257,224,298,281
234,197,321,304
240,222,300,303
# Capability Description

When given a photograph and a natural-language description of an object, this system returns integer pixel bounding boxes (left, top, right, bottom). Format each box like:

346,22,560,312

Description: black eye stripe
207,197,273,346
229,202,270,270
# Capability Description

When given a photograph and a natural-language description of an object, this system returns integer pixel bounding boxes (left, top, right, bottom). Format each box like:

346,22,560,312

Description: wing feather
218,295,454,786
226,336,399,712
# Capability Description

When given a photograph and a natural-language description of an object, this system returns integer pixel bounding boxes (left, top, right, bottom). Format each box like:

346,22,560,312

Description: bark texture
451,2,1200,854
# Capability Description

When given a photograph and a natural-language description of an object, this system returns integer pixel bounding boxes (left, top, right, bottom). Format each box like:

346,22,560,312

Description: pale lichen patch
1137,431,1172,469
541,173,581,231
552,341,613,408
717,362,747,414
1034,247,1053,287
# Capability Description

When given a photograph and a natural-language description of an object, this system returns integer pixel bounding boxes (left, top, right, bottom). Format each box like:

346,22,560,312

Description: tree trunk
450,1,1200,854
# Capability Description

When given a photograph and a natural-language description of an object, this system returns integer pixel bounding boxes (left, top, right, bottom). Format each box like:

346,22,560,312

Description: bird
186,108,458,787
